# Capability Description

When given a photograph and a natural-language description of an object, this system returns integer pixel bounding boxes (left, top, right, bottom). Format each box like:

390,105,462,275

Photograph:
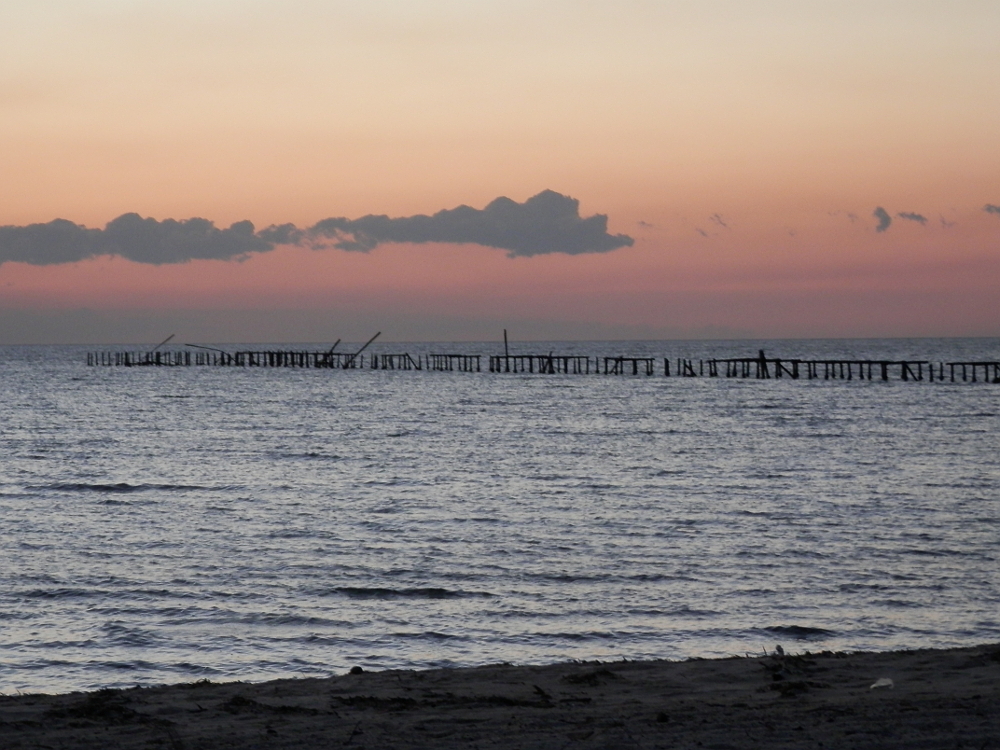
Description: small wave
884,599,923,608
239,612,345,626
94,659,163,672
167,662,225,675
101,623,162,647
627,606,720,617
271,451,343,460
535,631,616,641
764,625,835,639
838,582,885,592
266,528,339,540
904,548,990,559
35,482,211,494
319,587,495,600
23,587,101,600
387,630,467,641
0,611,33,621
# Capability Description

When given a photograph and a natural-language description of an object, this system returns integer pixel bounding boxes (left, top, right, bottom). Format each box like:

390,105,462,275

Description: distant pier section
86,347,1000,383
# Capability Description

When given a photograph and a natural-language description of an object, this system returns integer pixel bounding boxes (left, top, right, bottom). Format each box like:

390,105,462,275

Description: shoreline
2,643,998,748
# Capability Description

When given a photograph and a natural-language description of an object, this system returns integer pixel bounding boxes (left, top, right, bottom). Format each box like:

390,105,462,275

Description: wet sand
2,643,998,749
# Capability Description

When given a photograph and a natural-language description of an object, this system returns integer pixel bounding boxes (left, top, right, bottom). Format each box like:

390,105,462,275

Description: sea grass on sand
2,643,998,749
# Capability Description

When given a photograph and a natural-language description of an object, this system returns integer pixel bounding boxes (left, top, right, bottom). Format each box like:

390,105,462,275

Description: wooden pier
86,348,1000,383
703,355,934,381
489,354,592,374
702,355,999,382
429,354,481,372
86,349,367,368
372,353,422,370
605,357,656,376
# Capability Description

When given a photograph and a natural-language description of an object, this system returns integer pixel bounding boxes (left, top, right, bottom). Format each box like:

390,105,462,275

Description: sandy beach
2,643,997,749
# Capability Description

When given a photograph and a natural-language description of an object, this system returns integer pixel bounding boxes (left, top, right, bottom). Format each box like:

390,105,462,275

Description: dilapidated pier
86,347,999,383
489,354,592,374
430,354,481,372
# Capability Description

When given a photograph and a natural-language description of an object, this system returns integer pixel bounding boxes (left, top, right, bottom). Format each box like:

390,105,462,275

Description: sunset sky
2,0,999,344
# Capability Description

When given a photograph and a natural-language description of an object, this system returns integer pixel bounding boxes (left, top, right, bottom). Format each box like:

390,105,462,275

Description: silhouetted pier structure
86,348,1000,383
489,354,592,374
86,349,369,368
947,361,1000,382
703,355,936,381
700,355,1000,382
429,354,481,372
372,353,422,370
605,357,656,376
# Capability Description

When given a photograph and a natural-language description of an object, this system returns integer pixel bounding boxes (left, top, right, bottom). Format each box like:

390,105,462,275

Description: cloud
0,191,633,266
897,211,927,225
0,215,275,266
309,190,633,257
985,204,1000,216
873,207,892,233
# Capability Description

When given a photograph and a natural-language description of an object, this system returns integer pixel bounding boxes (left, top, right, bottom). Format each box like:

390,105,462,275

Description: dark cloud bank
0,190,633,266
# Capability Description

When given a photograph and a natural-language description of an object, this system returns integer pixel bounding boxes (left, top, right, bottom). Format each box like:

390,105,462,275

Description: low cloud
897,211,927,225
0,215,275,266
985,204,1000,216
309,190,633,257
873,207,892,233
0,191,632,266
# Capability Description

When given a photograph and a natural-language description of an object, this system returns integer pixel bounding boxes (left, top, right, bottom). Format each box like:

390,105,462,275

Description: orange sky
2,1,999,343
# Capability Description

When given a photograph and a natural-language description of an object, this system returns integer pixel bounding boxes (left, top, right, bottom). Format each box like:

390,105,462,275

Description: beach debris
43,688,141,726
533,685,554,706
561,668,618,686
221,694,319,716
760,650,827,697
870,677,894,690
769,680,813,697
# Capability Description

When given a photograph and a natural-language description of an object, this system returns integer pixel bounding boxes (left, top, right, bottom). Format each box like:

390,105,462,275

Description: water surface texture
1,338,998,693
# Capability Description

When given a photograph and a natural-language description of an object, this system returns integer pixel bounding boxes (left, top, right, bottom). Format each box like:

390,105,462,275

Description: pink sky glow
1,2,998,343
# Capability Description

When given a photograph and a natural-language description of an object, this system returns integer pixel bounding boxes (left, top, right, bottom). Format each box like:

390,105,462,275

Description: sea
1,338,998,695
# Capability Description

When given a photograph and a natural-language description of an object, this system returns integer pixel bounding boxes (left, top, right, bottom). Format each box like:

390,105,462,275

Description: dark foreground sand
2,643,998,749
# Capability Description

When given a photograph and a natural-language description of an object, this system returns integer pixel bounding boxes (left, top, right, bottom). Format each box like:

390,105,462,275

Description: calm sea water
1,338,998,694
